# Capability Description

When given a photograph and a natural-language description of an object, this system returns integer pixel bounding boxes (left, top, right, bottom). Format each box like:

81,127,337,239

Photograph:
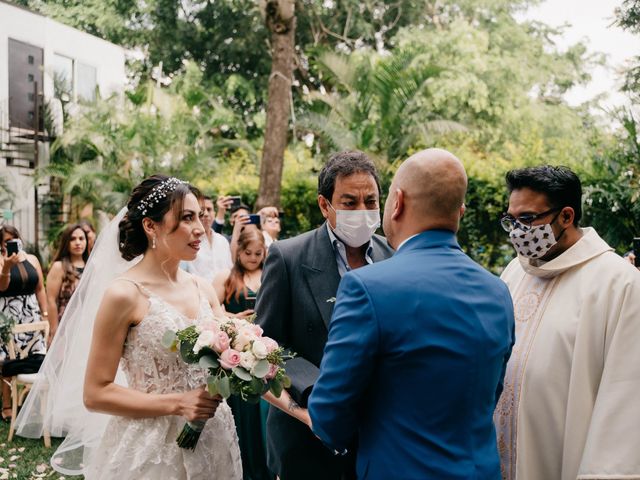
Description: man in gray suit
256,151,393,480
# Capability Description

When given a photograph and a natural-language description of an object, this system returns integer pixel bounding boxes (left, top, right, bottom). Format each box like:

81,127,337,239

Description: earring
152,235,157,249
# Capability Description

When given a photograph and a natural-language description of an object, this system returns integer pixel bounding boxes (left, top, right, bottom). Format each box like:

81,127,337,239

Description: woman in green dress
213,227,272,480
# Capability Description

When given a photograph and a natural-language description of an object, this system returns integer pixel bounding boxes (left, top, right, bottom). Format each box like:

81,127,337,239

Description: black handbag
1,353,45,377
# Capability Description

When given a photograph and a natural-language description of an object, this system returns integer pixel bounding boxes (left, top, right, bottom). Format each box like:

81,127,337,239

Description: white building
0,0,125,251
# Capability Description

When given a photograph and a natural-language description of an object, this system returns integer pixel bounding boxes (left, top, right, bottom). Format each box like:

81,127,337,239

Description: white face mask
328,203,381,247
509,223,558,259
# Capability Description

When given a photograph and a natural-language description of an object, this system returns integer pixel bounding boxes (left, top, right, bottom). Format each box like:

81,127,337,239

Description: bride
16,175,311,479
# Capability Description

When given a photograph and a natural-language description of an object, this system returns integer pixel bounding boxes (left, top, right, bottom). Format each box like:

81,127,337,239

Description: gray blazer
256,223,393,480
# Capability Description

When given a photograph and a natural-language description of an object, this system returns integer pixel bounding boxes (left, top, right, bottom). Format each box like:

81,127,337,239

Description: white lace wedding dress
84,281,242,479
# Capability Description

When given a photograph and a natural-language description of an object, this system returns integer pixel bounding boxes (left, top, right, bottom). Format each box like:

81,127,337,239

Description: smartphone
229,196,242,209
245,296,257,310
633,237,640,267
5,239,21,256
248,214,261,226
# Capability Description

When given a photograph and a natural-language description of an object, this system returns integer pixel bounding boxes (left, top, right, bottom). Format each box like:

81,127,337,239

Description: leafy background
2,0,638,272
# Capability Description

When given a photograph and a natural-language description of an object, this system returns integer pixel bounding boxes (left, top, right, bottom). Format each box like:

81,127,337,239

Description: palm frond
316,52,359,93
298,112,358,151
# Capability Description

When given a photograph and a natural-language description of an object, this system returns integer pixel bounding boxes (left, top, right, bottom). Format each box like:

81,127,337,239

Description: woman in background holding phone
0,225,48,422
212,228,273,480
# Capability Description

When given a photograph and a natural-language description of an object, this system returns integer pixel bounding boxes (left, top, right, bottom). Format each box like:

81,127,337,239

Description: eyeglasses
500,207,561,232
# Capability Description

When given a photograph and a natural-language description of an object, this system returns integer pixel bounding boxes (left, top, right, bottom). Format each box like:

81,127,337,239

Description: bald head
395,148,467,222
383,148,467,247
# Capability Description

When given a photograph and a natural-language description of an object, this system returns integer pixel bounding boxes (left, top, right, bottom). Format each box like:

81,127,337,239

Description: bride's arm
262,389,312,428
83,281,219,420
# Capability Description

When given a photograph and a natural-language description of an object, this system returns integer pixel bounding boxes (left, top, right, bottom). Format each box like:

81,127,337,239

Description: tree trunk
256,1,296,210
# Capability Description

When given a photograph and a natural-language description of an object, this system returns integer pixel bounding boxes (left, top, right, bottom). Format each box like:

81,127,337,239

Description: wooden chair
5,321,50,447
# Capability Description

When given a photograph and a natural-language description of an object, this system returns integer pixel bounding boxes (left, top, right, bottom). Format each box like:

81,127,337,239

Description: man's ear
392,189,404,220
460,203,466,218
560,207,575,227
317,195,330,220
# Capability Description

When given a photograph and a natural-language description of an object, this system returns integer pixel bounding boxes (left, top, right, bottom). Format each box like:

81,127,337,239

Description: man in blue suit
308,148,515,479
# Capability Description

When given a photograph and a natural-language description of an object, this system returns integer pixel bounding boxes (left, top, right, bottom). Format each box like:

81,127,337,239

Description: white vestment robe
495,227,640,480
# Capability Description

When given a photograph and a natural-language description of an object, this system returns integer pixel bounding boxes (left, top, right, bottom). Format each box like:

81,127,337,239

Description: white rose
251,340,268,359
239,351,257,371
193,330,214,354
234,328,255,352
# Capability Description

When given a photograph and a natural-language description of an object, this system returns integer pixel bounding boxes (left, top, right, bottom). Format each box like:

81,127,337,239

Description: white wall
0,1,126,103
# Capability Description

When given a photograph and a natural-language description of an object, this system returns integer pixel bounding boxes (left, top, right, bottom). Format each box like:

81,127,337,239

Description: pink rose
265,363,279,380
262,336,279,354
219,349,242,370
248,324,263,337
212,331,230,353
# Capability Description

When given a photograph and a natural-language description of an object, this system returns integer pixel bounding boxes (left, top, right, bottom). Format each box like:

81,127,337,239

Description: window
28,74,34,82
76,62,97,102
28,55,34,64
52,54,73,101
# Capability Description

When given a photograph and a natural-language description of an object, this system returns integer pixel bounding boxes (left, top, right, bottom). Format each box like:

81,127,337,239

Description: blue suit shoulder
346,231,509,296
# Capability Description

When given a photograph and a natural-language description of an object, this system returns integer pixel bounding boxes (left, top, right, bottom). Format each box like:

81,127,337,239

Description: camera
229,196,242,209
245,296,257,310
5,239,22,256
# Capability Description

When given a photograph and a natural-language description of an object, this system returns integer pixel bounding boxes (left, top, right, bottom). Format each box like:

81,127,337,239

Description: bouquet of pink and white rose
162,316,292,449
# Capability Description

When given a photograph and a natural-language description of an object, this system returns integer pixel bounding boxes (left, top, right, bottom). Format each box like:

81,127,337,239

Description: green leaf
179,339,199,364
207,376,219,397
199,355,220,371
161,330,176,349
282,375,292,389
245,394,261,404
218,375,231,398
269,379,283,398
249,376,264,395
252,359,269,379
232,367,252,381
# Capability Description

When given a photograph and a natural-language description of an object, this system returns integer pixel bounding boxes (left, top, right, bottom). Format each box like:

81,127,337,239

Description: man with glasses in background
494,165,640,480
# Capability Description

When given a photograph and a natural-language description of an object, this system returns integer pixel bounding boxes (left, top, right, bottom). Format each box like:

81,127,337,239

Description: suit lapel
302,225,341,330
370,235,393,262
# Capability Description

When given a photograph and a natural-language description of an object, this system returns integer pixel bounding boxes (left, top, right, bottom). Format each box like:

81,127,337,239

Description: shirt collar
326,223,374,276
396,233,419,252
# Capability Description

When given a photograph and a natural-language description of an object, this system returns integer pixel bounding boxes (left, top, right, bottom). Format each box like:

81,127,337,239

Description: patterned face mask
508,222,558,259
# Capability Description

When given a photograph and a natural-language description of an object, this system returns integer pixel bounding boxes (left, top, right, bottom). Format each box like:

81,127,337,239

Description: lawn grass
0,420,82,479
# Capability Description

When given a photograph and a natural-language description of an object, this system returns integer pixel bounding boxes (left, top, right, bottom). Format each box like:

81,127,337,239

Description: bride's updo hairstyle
118,174,201,260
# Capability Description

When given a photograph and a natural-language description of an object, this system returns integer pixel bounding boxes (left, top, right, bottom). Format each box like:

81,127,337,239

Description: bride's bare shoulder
100,278,148,316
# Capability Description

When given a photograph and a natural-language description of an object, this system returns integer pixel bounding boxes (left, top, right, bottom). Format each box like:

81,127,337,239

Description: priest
495,165,640,480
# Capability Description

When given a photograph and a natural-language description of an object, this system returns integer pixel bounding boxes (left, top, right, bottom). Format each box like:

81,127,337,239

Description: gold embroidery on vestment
494,274,558,480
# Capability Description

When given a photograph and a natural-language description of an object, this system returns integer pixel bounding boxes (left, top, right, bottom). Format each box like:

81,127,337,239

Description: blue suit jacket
308,230,515,480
